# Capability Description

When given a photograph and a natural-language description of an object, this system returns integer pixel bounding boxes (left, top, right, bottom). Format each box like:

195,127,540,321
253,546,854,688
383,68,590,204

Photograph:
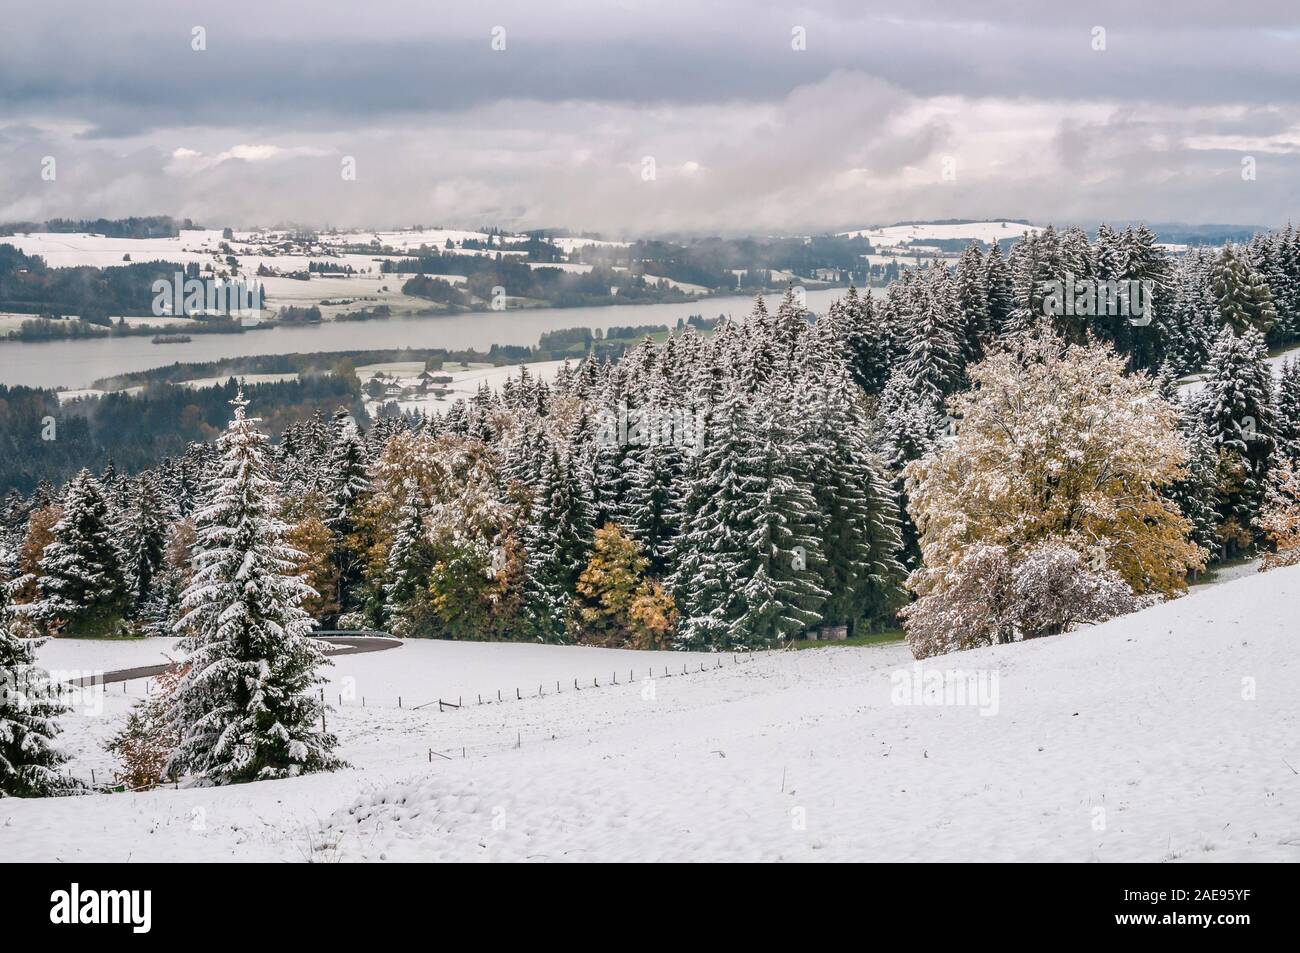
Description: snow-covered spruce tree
1166,408,1223,556
28,469,127,637
1094,223,1127,284
119,474,168,616
874,365,947,567
1058,225,1095,284
0,586,77,796
1164,247,1219,376
520,443,594,642
138,565,185,639
1214,243,1277,336
277,411,333,498
730,386,828,645
819,284,892,395
620,423,685,575
0,543,18,604
166,393,340,785
806,360,906,631
669,391,756,649
672,390,827,649
1114,225,1174,371
984,239,1014,335
1201,326,1278,552
954,242,990,362
898,268,965,397
1047,226,1096,346
381,488,435,636
1006,225,1062,336
583,400,630,530
1274,356,1300,467
322,407,371,615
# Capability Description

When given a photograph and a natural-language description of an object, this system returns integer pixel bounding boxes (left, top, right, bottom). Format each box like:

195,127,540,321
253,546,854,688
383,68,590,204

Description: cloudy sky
2,1,1298,235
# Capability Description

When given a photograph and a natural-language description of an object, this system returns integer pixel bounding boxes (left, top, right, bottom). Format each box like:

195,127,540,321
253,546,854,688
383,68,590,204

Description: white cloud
165,143,333,176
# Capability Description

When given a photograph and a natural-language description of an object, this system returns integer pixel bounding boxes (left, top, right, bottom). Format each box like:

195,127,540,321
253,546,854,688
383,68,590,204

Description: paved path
68,633,401,686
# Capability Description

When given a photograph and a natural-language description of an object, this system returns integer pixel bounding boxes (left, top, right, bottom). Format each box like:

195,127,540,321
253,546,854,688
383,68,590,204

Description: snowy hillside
838,220,1040,245
5,565,1296,862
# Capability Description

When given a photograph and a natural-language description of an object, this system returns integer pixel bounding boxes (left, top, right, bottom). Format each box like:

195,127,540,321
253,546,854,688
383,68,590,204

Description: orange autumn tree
11,504,61,606
283,494,340,622
1258,462,1300,571
574,524,677,648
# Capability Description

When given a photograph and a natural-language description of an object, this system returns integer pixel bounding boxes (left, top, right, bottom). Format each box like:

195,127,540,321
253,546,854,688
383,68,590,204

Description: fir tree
521,444,594,642
119,475,168,615
1167,408,1222,556
808,364,907,630
897,271,964,398
621,428,685,575
166,394,341,784
954,243,990,362
831,285,893,395
673,392,827,649
382,488,435,636
1214,243,1278,336
28,469,127,637
323,408,371,614
984,240,1014,335
1201,327,1278,551
1274,357,1300,467
0,618,76,797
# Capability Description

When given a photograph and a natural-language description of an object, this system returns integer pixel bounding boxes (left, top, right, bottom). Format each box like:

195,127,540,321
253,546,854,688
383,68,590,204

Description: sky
2,1,1299,235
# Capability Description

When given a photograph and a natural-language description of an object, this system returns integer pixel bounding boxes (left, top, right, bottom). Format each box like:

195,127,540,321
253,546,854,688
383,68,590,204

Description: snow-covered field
5,564,1296,862
35,636,181,676
360,358,570,415
838,220,1040,246
1,230,229,269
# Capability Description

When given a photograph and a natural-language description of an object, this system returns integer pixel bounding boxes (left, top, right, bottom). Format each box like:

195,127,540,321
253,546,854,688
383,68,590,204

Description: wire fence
30,644,772,791
324,651,765,713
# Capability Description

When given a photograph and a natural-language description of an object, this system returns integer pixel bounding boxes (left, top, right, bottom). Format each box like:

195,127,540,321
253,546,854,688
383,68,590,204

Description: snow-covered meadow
5,565,1296,863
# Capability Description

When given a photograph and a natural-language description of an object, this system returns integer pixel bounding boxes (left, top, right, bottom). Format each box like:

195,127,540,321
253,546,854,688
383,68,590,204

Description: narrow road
67,633,401,686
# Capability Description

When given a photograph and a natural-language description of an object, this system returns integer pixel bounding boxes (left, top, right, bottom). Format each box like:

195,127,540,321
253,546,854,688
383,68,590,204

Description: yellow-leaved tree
574,524,677,649
1258,462,1300,571
903,328,1206,657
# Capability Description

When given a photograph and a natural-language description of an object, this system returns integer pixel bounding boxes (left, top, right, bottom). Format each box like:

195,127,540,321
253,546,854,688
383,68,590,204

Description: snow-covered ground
838,220,1040,246
5,564,1296,862
177,372,301,390
360,358,570,416
0,230,230,270
35,636,181,676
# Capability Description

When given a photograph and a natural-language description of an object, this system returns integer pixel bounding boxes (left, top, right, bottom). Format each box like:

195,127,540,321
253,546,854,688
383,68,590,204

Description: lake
0,288,853,389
